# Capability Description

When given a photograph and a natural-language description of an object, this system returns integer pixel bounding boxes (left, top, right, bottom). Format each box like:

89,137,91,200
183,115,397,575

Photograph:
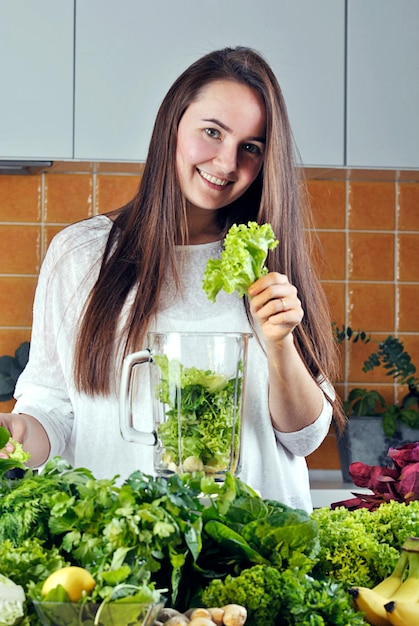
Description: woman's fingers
248,272,303,338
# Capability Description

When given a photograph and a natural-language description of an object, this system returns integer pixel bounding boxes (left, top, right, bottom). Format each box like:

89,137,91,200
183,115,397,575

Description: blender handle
119,349,158,446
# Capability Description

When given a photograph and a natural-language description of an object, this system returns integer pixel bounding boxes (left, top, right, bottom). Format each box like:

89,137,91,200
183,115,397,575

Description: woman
0,47,344,511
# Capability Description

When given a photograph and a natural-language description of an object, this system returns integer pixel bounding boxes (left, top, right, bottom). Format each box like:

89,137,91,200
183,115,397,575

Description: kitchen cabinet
6,1,418,169
346,0,419,169
74,0,345,166
0,0,74,160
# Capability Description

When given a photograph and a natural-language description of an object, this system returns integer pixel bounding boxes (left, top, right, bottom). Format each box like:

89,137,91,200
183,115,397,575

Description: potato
222,604,247,626
189,609,212,620
188,618,217,626
158,608,185,623
164,614,190,626
207,607,225,626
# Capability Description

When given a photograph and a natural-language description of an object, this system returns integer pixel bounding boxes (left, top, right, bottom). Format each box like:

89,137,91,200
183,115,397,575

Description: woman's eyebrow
202,118,266,144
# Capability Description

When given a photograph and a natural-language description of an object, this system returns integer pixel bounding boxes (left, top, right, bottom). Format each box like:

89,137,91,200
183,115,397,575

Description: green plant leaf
382,409,399,437
332,324,371,345
345,388,386,417
399,408,419,430
362,335,419,390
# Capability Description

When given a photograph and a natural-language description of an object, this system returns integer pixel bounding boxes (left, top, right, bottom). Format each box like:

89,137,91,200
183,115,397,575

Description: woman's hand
0,413,26,444
0,413,25,460
0,413,50,466
247,272,303,345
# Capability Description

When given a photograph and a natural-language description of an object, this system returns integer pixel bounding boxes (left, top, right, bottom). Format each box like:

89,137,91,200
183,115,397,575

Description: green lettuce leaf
0,426,31,477
202,221,279,302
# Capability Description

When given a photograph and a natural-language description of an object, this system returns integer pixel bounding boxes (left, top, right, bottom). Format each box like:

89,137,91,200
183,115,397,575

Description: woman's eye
242,143,263,155
205,128,220,139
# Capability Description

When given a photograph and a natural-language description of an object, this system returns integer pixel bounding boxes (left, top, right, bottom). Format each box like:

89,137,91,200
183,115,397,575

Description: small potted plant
333,325,419,482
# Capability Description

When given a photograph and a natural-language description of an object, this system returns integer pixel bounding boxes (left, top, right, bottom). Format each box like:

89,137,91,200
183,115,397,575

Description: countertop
309,469,371,508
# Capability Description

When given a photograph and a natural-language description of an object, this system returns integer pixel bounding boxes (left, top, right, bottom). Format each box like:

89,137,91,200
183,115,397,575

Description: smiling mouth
198,168,230,187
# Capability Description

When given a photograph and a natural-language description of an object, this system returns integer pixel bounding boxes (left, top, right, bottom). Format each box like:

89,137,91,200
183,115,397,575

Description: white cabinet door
347,0,419,169
75,0,345,165
0,0,74,160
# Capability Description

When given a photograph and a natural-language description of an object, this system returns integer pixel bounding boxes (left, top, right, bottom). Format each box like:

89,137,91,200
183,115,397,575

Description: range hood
0,161,53,175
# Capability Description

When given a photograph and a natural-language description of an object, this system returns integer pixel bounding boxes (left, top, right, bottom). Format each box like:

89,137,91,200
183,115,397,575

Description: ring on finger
280,297,287,311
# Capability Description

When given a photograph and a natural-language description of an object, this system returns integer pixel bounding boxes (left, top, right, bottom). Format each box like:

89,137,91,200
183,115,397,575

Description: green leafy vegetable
202,564,283,626
311,500,419,588
0,573,25,626
194,475,319,580
0,426,31,477
0,459,205,609
202,221,279,302
202,565,365,626
277,569,366,626
154,355,242,474
0,538,67,626
8,459,413,624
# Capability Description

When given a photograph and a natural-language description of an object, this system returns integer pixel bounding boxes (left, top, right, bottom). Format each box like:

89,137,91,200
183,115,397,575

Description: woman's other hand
0,413,50,466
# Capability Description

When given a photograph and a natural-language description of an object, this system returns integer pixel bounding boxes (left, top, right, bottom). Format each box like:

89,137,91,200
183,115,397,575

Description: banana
384,599,419,626
390,544,419,603
348,587,391,626
372,551,409,599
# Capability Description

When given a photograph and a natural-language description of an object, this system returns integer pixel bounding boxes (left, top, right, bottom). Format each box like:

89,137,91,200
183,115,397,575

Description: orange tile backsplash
398,183,419,230
0,175,42,222
398,233,419,281
348,181,395,230
95,174,141,214
348,232,394,281
307,179,346,229
348,282,395,331
398,284,419,332
0,164,418,474
44,173,94,223
0,225,41,274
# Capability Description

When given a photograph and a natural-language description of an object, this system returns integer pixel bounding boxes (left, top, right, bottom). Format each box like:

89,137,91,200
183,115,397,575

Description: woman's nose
214,144,238,174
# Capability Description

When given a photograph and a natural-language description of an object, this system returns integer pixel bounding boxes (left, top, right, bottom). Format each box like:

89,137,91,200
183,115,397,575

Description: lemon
41,566,96,602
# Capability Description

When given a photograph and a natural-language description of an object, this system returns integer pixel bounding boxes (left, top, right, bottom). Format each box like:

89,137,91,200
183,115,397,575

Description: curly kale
311,501,419,588
201,564,282,626
201,564,365,626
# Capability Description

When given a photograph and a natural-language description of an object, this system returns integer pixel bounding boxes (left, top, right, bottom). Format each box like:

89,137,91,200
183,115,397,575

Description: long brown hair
74,46,345,429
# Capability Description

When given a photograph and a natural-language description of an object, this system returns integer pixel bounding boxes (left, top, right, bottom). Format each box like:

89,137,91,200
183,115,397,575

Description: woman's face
176,79,266,214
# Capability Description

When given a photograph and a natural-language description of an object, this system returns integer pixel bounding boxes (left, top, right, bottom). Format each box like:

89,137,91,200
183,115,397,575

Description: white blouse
13,215,332,512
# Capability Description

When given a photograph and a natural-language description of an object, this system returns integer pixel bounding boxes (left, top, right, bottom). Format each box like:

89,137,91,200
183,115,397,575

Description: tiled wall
1,163,418,471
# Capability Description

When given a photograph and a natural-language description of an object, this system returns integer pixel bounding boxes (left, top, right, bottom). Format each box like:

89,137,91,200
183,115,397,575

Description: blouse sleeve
272,379,334,457
12,220,107,460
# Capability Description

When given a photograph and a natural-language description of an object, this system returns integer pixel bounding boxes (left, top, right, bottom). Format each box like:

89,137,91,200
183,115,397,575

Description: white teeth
198,169,229,186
